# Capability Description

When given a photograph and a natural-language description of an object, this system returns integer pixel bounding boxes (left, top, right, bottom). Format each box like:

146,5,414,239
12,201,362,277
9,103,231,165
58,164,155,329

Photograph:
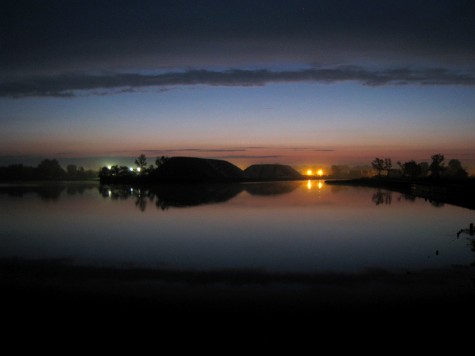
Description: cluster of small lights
105,165,140,172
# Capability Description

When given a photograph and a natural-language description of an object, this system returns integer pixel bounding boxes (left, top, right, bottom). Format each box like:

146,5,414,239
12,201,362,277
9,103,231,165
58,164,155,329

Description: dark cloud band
2,66,474,98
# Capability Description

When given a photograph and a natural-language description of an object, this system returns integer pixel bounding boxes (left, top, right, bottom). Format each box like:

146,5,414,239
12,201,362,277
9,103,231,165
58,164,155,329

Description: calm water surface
1,180,474,273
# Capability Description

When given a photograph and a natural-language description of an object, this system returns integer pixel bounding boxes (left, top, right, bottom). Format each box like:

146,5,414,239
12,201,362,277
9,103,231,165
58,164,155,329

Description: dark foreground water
1,180,475,348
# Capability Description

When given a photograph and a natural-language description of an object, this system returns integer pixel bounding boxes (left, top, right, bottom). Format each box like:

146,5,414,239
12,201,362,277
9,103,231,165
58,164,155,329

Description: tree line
98,154,169,183
0,159,97,181
370,153,468,179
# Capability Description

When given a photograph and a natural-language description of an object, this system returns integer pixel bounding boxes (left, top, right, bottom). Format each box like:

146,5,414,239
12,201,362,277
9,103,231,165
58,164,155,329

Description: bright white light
108,190,112,197
137,167,141,172
129,167,134,171
107,166,112,170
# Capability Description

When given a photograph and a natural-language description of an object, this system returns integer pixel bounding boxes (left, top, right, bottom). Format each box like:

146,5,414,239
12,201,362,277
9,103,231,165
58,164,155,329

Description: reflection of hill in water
100,184,244,209
100,181,300,210
153,184,244,207
243,182,299,196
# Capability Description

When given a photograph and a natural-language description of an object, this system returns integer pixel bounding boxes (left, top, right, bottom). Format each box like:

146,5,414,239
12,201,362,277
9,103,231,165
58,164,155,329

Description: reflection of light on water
108,190,112,198
306,180,324,191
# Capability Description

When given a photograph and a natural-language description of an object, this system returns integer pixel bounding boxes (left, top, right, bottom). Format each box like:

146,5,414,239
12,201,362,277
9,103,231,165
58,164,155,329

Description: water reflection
0,182,98,201
306,179,324,191
456,223,475,266
1,180,475,275
0,185,66,200
429,200,445,208
372,190,392,205
99,181,301,211
457,223,474,238
398,193,416,203
371,190,449,207
244,181,299,196
100,184,243,210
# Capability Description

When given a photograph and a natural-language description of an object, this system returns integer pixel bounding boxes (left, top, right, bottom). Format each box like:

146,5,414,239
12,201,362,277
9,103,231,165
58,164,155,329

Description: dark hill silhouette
99,156,306,184
244,164,303,181
157,157,246,182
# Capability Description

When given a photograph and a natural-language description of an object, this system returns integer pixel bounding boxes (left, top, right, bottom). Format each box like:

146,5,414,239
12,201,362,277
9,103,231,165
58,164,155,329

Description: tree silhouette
67,164,78,178
398,160,421,179
446,159,468,178
384,158,392,173
99,167,111,179
37,159,65,179
371,157,392,176
76,166,89,180
0,164,36,180
371,158,385,176
135,154,147,172
429,154,445,179
155,156,169,168
110,165,120,176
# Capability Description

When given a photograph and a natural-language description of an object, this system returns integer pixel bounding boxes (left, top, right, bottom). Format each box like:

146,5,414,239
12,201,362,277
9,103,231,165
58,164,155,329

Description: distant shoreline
325,177,475,210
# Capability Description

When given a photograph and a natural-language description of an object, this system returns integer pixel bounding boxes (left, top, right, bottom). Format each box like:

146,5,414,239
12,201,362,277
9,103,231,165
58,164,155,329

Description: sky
1,0,474,172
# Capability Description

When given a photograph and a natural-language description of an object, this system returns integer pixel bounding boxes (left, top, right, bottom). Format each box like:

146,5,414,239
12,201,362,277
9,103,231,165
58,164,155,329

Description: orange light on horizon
306,169,313,176
317,169,324,177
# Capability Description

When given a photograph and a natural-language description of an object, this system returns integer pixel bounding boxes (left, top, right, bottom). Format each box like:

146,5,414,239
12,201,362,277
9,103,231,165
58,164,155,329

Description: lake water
1,180,474,273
